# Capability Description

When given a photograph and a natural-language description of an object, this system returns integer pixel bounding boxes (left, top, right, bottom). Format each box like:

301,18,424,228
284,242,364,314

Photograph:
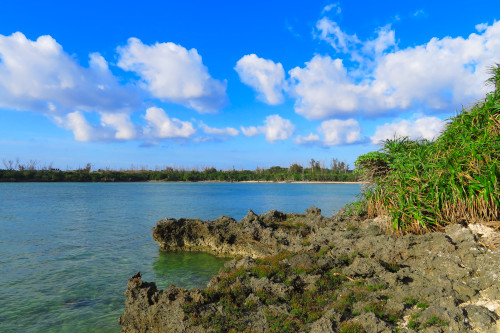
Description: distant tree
288,163,303,174
83,163,92,173
330,158,350,173
310,158,321,172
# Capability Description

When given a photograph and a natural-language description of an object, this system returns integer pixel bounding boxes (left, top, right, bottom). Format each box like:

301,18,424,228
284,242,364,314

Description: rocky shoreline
119,207,499,332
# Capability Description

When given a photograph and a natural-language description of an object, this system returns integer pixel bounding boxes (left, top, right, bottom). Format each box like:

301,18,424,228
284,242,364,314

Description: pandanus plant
355,64,500,233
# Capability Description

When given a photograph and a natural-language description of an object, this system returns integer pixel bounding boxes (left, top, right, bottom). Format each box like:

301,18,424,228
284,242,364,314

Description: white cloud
240,126,260,137
413,9,426,17
322,3,341,14
143,107,196,139
200,122,239,136
54,107,199,142
290,21,500,120
363,25,396,55
100,113,137,140
117,38,226,114
319,119,361,146
0,32,140,116
293,133,320,145
260,115,295,143
241,115,295,143
54,111,138,142
370,116,445,144
235,54,286,105
475,23,488,33
315,17,360,53
289,55,364,120
369,30,495,112
54,111,109,142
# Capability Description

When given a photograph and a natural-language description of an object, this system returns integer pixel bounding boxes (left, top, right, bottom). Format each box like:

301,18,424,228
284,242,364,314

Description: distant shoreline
0,179,366,184
147,180,367,184
0,167,361,183
212,180,365,184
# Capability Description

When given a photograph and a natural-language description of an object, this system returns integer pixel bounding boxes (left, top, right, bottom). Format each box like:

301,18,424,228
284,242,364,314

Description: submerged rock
120,207,500,332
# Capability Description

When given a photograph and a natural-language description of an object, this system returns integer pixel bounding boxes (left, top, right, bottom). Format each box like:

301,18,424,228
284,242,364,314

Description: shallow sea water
0,182,361,332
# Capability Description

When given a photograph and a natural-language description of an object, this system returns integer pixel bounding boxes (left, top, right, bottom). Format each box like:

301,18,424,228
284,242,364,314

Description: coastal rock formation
121,208,500,333
152,207,324,258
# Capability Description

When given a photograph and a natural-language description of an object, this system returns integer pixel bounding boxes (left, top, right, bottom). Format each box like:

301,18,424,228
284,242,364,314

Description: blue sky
0,0,499,170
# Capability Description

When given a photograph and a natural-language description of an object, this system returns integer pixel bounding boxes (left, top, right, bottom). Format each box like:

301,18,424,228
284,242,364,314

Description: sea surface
0,182,361,332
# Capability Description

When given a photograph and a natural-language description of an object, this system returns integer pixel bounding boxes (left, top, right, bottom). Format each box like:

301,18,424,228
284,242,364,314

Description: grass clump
403,296,419,306
407,319,420,330
365,283,387,292
364,299,399,324
339,321,365,333
265,310,302,332
317,244,335,258
355,65,500,233
343,200,368,216
424,316,448,327
416,301,428,310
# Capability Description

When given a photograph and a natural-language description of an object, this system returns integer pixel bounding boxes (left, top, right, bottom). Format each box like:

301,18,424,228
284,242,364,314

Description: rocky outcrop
152,208,324,258
121,208,500,333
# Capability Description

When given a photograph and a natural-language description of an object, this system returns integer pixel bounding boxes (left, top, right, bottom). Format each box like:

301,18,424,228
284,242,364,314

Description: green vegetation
416,301,428,310
181,250,402,332
365,283,386,292
403,296,419,307
355,65,500,233
406,313,448,331
317,244,335,258
424,316,448,327
408,317,420,330
339,322,364,333
0,158,359,182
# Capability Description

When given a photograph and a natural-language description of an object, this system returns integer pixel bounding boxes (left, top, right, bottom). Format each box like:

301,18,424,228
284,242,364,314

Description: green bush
355,65,500,233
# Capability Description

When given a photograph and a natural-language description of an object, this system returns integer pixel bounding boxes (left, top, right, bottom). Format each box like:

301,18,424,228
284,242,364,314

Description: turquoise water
0,182,361,332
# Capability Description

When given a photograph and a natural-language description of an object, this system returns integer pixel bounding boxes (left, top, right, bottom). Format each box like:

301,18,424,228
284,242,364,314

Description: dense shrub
355,65,500,233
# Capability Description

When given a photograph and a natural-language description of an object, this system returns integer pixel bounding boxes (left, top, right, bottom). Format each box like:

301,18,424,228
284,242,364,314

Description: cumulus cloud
53,110,141,142
289,55,364,120
0,32,140,116
0,32,144,143
293,133,320,145
241,115,295,143
370,116,445,144
235,54,286,104
143,107,196,139
55,112,138,142
259,115,295,143
54,111,110,142
290,20,500,120
100,113,137,140
319,119,361,146
117,38,227,114
200,122,239,136
293,120,361,146
56,107,232,143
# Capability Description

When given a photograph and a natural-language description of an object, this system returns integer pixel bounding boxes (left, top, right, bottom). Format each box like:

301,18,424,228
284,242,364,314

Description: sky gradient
1,0,499,170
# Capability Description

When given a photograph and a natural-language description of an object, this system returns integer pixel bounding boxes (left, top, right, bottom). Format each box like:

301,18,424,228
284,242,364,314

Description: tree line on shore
0,158,358,182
